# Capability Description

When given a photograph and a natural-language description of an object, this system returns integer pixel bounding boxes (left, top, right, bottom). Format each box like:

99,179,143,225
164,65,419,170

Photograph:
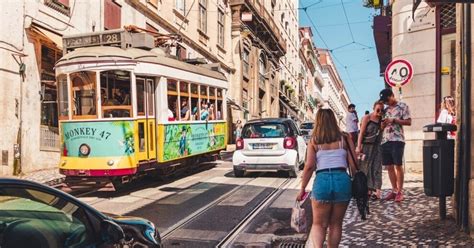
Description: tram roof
56,46,227,83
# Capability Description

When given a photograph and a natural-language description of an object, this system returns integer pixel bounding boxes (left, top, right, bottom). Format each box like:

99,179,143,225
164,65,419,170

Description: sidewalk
307,172,474,247
15,168,64,186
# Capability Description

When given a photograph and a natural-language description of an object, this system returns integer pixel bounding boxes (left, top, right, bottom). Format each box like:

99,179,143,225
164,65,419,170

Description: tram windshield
70,71,97,118
100,70,132,118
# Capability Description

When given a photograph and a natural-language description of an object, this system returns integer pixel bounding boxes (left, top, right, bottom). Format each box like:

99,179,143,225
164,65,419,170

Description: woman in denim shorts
297,109,358,247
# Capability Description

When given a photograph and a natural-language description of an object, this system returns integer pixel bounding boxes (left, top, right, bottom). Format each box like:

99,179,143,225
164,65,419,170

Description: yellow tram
55,29,228,186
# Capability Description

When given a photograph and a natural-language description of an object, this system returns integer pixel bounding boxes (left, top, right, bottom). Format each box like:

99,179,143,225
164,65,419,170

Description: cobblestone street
339,172,474,247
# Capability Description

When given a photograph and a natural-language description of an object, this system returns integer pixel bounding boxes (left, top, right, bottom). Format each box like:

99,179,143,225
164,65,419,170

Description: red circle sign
384,59,413,87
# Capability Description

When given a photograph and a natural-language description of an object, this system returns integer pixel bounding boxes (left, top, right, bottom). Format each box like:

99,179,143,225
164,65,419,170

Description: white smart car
300,121,314,144
232,118,307,177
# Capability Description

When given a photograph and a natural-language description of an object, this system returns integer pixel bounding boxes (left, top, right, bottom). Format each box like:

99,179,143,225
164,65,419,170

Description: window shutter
104,0,121,30
57,0,69,7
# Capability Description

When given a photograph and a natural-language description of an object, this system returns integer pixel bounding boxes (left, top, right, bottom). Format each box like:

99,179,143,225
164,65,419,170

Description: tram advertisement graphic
163,122,226,161
61,121,135,157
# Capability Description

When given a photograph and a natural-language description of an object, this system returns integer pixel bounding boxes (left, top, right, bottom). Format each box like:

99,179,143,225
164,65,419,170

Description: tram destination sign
63,30,123,52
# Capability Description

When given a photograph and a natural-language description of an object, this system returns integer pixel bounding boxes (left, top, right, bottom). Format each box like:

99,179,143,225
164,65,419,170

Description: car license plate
252,143,274,149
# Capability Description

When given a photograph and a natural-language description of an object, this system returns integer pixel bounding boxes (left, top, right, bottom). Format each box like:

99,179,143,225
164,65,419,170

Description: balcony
231,0,287,56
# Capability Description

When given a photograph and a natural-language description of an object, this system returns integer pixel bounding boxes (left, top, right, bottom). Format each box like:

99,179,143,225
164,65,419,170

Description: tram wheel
111,177,127,191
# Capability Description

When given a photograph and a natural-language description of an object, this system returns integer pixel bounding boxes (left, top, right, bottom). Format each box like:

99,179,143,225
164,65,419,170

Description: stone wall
391,0,437,172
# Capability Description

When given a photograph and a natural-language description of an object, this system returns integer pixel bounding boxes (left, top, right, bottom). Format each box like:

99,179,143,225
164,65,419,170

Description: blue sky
299,0,383,114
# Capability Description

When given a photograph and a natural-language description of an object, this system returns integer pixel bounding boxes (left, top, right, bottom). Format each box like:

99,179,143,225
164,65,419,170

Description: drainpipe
459,3,471,232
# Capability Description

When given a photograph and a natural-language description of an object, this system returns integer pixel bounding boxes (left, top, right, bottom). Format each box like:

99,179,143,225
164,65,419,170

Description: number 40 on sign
384,59,414,88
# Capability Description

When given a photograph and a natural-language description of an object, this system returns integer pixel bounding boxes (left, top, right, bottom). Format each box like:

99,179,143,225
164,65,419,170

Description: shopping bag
291,200,307,233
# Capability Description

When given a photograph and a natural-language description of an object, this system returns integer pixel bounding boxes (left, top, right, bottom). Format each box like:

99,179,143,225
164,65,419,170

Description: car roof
0,178,107,219
246,118,293,124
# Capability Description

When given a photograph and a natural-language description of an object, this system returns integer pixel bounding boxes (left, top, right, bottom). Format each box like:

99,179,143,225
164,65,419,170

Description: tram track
160,173,261,240
216,178,292,247
161,174,293,247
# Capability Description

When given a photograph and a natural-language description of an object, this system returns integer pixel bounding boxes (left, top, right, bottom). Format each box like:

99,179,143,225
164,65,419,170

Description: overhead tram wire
340,0,355,42
301,4,361,100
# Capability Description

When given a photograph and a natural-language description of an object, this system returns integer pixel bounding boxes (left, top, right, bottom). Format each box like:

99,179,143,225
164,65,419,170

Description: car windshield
242,123,288,138
300,123,314,130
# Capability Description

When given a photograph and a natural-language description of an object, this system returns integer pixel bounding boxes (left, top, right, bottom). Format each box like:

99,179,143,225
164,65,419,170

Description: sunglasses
375,109,382,113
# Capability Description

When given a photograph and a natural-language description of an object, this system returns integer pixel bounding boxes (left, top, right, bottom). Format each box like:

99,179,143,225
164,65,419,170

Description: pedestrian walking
297,109,358,247
345,104,359,146
437,96,456,139
379,88,411,202
234,120,243,143
356,101,384,200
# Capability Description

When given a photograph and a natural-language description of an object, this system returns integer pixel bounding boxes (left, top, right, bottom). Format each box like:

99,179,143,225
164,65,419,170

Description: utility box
423,123,457,197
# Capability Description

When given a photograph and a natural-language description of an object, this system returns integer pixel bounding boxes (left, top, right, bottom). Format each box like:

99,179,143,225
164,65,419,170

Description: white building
0,0,233,176
318,49,351,129
299,27,325,121
274,0,303,122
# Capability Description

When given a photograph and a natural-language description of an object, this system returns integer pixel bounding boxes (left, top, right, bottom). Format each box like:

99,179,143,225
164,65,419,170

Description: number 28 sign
384,59,414,87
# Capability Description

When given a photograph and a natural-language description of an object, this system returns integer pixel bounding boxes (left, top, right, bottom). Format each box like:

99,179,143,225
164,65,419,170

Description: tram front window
100,70,132,118
57,75,69,119
70,71,97,118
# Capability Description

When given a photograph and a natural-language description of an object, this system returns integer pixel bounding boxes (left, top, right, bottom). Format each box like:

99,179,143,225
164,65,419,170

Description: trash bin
423,123,456,219
423,123,456,197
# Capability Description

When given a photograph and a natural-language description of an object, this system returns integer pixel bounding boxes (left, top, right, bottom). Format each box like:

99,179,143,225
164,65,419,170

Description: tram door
136,78,157,162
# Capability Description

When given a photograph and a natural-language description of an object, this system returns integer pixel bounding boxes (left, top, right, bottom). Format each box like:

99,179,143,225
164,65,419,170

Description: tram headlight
107,160,115,166
79,144,91,156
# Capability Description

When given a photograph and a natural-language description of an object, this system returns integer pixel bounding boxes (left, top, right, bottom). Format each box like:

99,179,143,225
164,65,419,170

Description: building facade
372,0,474,233
0,0,233,176
298,27,325,121
318,49,350,129
372,0,456,172
228,0,286,126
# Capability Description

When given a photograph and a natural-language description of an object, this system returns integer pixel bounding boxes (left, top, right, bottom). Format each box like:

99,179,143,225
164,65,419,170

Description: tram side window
100,70,132,118
179,81,190,121
70,71,97,118
208,87,216,121
216,89,223,120
199,85,209,121
168,80,178,121
190,84,199,121
58,75,69,119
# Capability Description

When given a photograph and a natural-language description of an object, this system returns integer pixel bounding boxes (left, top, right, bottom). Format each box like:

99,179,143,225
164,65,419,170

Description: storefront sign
384,59,414,87
241,12,252,22
408,8,435,33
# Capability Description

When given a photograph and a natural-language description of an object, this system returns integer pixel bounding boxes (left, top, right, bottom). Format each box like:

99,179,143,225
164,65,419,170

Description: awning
227,97,249,112
373,15,391,75
30,24,63,50
279,99,299,119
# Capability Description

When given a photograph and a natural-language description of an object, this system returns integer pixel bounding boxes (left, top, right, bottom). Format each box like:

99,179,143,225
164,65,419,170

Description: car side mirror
101,220,125,244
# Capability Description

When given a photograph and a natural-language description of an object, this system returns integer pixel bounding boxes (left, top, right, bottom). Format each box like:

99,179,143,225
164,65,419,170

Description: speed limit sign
384,59,413,87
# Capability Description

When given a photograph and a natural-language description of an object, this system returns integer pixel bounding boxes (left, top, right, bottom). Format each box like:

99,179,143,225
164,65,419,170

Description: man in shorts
345,104,359,145
379,88,411,202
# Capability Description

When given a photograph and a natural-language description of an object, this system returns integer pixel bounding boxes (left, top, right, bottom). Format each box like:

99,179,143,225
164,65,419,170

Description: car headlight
79,144,91,156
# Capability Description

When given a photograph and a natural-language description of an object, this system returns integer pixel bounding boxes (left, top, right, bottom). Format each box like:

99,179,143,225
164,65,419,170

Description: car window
288,121,300,136
0,187,96,248
242,123,288,138
300,123,314,130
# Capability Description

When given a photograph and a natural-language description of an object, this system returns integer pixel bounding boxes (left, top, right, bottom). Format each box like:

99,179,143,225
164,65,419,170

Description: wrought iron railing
40,125,60,151
44,0,70,16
